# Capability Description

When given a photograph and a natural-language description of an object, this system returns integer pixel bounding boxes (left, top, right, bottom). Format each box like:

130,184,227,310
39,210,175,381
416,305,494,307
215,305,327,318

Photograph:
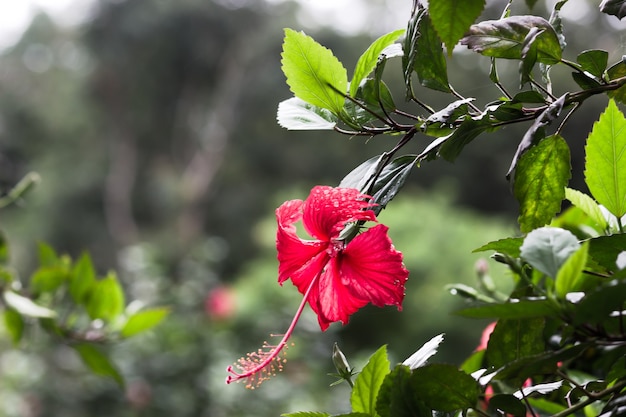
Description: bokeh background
0,0,622,416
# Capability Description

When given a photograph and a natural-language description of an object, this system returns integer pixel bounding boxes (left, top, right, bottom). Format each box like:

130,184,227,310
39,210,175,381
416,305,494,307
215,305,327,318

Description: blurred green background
0,0,622,416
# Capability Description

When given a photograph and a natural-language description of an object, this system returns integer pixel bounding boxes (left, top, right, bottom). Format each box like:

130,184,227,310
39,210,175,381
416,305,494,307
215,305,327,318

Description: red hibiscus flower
226,186,409,388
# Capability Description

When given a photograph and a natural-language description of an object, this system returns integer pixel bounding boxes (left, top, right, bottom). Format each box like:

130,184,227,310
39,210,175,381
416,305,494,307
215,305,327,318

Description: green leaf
439,118,491,162
410,364,479,412
377,365,430,417
577,49,609,78
86,272,125,322
607,61,626,105
70,252,97,305
281,29,348,115
489,394,527,417
350,29,405,97
588,233,626,270
37,242,58,267
573,280,626,325
0,231,8,265
30,266,69,295
355,79,397,118
564,188,609,231
3,309,24,345
73,344,124,386
429,0,486,54
351,345,390,416
281,413,330,417
414,13,450,92
3,291,56,318
276,97,337,130
486,319,545,370
600,0,626,19
520,227,580,278
455,298,558,319
555,242,589,297
121,307,170,338
402,3,426,98
572,72,603,91
473,237,524,258
526,0,540,8
513,135,571,233
460,16,562,64
584,99,626,219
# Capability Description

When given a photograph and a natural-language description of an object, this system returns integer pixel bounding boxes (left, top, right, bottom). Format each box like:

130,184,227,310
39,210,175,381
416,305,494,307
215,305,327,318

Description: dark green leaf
507,94,566,179
439,118,491,162
414,13,450,92
512,91,546,104
585,99,626,218
513,135,571,233
489,394,527,417
520,227,580,278
488,102,525,122
572,72,602,90
486,318,545,369
525,0,540,8
86,272,125,322
377,365,430,417
402,3,426,98
455,298,558,319
577,50,609,77
424,99,472,125
0,231,8,265
607,356,626,383
281,29,347,115
600,0,626,19
429,0,486,54
3,290,56,318
277,97,337,130
357,79,397,117
588,234,626,270
3,309,24,345
73,344,124,386
607,61,626,105
339,154,383,192
410,364,479,412
121,307,170,338
461,16,562,64
473,237,524,258
351,345,390,416
350,29,405,97
573,280,626,325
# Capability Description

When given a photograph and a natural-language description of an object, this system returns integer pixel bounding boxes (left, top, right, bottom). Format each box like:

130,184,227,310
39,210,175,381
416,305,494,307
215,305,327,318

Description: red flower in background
226,186,409,388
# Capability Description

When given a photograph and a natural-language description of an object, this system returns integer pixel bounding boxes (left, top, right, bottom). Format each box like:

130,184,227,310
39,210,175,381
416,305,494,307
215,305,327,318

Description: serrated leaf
600,0,626,19
513,135,571,232
486,318,545,370
429,0,485,54
555,242,589,297
70,252,97,305
3,291,57,318
565,188,609,231
350,29,405,97
121,307,170,338
3,309,24,345
461,16,561,64
410,364,479,412
277,97,337,130
577,50,609,77
402,334,444,370
86,272,125,322
351,345,390,416
520,227,580,278
414,13,450,92
585,99,626,219
473,237,524,258
73,344,124,386
281,29,347,115
607,61,626,104
455,299,557,319
376,365,430,417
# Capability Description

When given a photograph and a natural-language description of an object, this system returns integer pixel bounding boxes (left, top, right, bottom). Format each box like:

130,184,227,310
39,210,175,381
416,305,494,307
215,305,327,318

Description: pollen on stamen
225,335,293,389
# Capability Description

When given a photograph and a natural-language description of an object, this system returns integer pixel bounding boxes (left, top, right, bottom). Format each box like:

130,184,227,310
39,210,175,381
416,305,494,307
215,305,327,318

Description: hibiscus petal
315,258,369,330
276,199,326,284
340,224,408,309
302,186,376,241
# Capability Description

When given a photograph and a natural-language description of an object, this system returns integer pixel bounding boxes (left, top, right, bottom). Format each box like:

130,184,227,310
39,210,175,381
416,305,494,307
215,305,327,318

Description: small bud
332,342,351,377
